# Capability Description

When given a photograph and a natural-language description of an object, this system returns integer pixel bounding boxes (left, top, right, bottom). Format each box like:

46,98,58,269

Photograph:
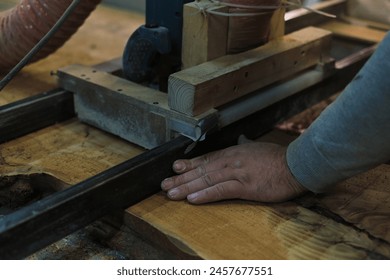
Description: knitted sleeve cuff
286,130,345,193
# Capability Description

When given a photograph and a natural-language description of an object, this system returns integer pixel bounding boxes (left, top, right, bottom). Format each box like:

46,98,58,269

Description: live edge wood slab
126,132,390,260
1,4,390,259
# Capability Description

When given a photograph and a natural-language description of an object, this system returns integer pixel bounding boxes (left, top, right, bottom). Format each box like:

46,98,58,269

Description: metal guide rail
0,0,377,259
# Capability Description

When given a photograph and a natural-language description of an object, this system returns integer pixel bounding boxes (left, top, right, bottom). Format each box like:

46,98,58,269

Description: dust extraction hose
0,0,101,73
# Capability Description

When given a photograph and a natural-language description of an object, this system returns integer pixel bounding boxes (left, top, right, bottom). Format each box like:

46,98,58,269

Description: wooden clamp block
181,1,230,69
169,26,332,116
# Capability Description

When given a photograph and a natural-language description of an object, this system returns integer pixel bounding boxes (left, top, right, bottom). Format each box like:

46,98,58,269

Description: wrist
280,146,308,198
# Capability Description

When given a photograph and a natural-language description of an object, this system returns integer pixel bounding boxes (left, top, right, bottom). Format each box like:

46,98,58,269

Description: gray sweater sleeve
286,32,390,193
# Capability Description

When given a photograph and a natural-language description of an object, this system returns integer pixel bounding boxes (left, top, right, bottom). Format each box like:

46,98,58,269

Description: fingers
163,155,232,192
161,146,247,203
187,181,242,204
161,167,237,200
161,142,306,204
163,164,214,191
171,150,226,174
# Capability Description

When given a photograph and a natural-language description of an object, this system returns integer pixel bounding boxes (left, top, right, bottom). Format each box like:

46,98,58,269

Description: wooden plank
168,27,332,116
319,20,387,43
181,2,229,69
126,129,390,259
127,182,390,259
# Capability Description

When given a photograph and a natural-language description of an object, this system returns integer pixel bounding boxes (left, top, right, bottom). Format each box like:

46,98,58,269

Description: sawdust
277,95,338,134
0,176,34,211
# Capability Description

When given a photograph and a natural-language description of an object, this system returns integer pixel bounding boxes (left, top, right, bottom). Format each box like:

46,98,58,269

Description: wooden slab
127,168,390,260
126,129,390,259
298,164,390,244
0,120,143,185
168,27,332,116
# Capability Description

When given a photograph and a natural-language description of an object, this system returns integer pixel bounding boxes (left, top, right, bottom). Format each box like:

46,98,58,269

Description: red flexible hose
0,0,101,73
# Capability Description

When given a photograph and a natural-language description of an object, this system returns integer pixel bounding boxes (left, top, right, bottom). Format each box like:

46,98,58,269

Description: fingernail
168,189,179,199
161,178,173,190
187,193,199,202
173,161,185,172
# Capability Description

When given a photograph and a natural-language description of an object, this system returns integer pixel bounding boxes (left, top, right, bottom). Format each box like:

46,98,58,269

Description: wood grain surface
0,120,143,184
127,164,390,260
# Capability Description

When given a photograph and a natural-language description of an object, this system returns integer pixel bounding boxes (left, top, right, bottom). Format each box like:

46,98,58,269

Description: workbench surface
1,3,390,260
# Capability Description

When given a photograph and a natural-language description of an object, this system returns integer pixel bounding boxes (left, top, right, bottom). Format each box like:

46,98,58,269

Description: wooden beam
168,27,332,116
181,1,229,69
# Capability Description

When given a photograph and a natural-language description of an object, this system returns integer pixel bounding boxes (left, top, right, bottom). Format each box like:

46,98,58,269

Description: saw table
0,1,390,259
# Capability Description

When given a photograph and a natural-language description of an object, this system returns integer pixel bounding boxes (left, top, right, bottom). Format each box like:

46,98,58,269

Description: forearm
287,32,390,193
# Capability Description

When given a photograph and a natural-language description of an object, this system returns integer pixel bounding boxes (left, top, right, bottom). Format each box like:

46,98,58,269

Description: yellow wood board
127,130,390,259
128,167,390,260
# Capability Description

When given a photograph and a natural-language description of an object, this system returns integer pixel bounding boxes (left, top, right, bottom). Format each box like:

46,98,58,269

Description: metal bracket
57,64,219,149
57,56,336,150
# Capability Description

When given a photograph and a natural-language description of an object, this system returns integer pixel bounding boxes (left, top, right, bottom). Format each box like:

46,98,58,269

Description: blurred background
103,0,145,13
101,0,323,13
0,1,327,13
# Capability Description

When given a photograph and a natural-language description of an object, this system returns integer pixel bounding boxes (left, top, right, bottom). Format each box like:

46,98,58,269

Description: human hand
161,142,307,204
